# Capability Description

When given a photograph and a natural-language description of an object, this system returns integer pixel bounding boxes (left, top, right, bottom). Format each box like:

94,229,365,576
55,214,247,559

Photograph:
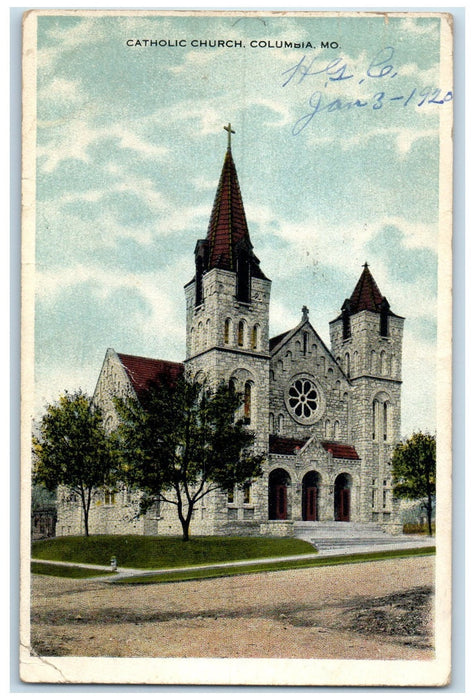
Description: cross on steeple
223,122,235,149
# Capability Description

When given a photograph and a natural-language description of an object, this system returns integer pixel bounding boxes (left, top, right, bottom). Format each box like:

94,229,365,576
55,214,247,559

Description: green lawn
31,562,114,579
113,547,436,585
32,535,315,569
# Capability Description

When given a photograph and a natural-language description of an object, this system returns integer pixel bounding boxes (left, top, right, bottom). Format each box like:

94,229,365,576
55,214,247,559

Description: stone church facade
56,136,404,538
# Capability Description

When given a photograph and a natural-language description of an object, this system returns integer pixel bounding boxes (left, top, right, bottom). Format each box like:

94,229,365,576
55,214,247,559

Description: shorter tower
329,264,404,526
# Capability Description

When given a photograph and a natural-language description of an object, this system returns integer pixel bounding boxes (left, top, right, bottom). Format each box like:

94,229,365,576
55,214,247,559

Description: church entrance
334,473,352,521
302,471,321,521
268,468,290,520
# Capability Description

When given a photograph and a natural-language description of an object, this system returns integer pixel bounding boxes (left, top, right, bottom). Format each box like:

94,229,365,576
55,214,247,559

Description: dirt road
30,556,434,660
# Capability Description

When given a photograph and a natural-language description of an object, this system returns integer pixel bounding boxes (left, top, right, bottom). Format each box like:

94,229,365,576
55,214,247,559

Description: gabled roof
205,147,266,279
117,353,183,398
320,441,360,460
269,314,349,381
269,330,290,352
269,435,310,455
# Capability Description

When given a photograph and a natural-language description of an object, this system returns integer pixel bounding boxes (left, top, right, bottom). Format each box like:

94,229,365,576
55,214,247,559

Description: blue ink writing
292,87,453,134
282,55,354,87
281,46,453,134
366,46,397,79
292,91,368,135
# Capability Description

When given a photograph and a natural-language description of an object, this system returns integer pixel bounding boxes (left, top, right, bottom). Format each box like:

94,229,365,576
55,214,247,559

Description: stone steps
293,521,430,552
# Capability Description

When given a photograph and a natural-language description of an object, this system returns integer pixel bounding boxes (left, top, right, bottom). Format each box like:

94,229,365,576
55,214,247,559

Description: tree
114,377,264,541
32,390,118,536
391,432,436,536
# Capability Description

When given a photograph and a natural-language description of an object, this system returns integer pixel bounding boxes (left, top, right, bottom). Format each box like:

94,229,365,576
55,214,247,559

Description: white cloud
37,114,170,173
58,175,167,214
35,262,184,343
398,17,439,38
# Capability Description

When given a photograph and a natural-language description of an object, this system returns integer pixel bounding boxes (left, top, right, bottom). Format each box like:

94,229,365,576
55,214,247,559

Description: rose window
287,378,319,421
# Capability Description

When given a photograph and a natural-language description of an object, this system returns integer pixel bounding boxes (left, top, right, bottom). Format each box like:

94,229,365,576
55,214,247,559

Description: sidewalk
31,538,435,582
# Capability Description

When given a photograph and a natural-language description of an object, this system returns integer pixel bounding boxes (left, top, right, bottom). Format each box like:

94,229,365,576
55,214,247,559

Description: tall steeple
184,125,271,457
199,125,266,280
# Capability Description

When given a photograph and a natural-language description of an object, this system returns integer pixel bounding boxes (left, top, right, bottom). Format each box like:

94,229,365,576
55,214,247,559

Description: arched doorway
334,473,352,521
302,471,321,521
268,469,291,520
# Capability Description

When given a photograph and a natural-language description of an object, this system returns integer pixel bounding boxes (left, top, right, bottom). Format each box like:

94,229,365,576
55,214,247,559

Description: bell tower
329,263,405,526
184,125,271,453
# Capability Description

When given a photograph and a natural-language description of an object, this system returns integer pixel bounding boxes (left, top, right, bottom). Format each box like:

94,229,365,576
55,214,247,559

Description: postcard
20,9,453,686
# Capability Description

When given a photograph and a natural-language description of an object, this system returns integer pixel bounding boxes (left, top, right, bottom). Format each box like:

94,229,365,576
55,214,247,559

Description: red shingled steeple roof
330,264,403,324
347,263,385,314
207,148,248,270
204,146,266,279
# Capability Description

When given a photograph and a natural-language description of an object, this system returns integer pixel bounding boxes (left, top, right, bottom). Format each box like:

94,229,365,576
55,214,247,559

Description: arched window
278,414,284,434
197,321,203,350
372,478,378,509
325,419,331,438
205,318,210,347
303,332,309,356
269,413,274,433
373,395,391,442
381,350,388,375
244,381,252,424
380,298,390,337
353,350,359,374
344,352,351,376
224,318,231,345
238,320,245,347
251,324,258,350
334,420,341,440
320,356,326,374
195,255,204,306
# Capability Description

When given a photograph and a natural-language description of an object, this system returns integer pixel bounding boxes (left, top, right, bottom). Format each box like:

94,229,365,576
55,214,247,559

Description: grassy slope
112,547,436,585
32,535,315,569
31,562,114,578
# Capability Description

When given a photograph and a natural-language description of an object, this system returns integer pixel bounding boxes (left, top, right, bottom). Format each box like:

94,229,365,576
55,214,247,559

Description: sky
30,10,452,436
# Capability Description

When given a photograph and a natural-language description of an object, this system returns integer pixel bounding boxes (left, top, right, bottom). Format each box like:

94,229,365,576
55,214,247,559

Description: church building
56,128,405,538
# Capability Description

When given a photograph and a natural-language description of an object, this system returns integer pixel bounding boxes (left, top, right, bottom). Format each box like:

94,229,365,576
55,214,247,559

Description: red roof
348,263,385,314
117,353,183,397
205,148,266,278
321,442,360,460
269,435,310,455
